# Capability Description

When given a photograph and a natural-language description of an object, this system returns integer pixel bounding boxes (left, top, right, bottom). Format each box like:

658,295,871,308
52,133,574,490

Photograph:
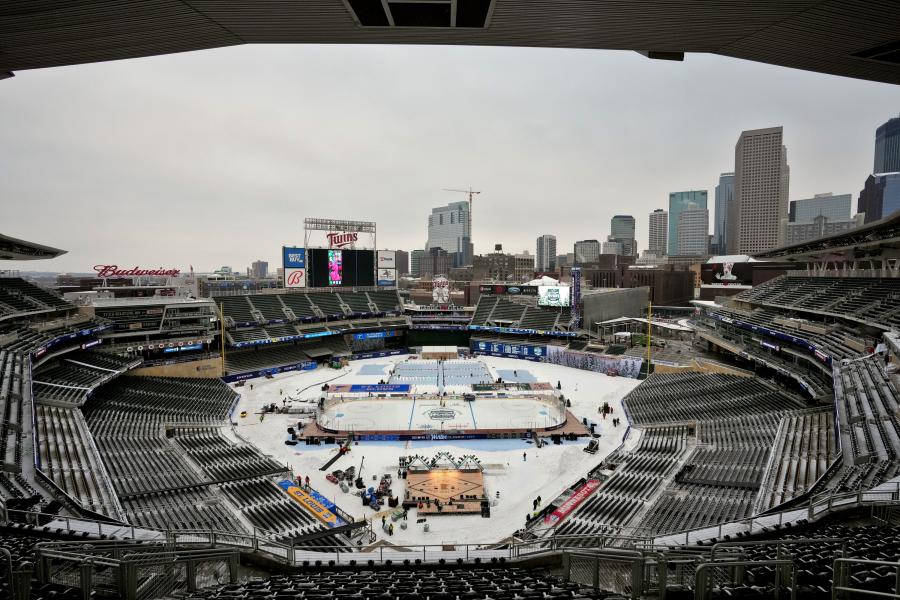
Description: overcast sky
2,44,899,273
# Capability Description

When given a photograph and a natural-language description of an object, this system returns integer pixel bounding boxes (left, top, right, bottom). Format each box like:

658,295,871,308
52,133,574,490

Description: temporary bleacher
34,404,124,520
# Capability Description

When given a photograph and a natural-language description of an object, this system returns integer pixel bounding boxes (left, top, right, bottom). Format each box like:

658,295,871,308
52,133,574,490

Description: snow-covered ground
230,354,641,546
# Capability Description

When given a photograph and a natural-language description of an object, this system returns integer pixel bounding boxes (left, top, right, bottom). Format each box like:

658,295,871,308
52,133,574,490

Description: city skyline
2,45,900,272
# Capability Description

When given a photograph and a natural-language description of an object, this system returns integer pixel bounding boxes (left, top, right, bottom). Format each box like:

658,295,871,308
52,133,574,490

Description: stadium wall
128,357,223,378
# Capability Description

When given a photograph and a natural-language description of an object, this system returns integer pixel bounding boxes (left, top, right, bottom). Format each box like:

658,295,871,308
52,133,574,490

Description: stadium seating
338,291,373,314
225,344,311,374
281,292,321,319
220,478,345,545
31,351,138,406
757,408,837,510
0,277,72,317
737,275,900,330
367,290,402,313
179,567,615,600
34,404,123,519
623,373,807,424
173,427,286,481
829,358,900,491
217,295,258,324
248,294,290,321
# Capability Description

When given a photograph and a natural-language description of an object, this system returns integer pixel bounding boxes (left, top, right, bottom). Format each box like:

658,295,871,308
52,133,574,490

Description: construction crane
443,187,481,256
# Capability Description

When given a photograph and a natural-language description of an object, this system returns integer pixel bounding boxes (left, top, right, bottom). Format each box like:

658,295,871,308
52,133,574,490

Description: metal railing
833,558,900,599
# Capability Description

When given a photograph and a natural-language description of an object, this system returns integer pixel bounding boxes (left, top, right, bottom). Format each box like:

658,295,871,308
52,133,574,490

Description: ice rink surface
320,395,564,432
231,354,641,545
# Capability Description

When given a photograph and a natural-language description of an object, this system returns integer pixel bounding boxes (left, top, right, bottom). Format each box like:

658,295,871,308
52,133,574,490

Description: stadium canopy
2,1,900,85
753,211,900,263
0,233,67,261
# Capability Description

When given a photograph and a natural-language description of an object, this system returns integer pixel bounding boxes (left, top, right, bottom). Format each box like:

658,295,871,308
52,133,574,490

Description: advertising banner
478,284,538,296
283,247,306,288
352,330,399,340
538,286,571,307
377,250,396,269
544,479,601,525
377,268,397,286
330,384,412,393
277,480,345,527
306,230,376,250
472,340,547,359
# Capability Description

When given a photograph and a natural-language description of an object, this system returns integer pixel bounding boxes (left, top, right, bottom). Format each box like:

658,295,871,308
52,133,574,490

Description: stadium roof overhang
2,1,900,85
0,233,67,261
753,212,900,264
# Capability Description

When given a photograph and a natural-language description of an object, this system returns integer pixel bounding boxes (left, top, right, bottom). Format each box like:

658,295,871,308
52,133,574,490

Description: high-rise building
676,205,709,256
713,172,734,254
410,249,426,277
394,250,410,276
250,260,268,279
668,190,707,256
609,215,636,257
648,209,668,256
574,240,601,265
875,116,900,174
536,235,557,272
858,172,900,223
789,193,852,223
426,201,473,268
784,214,861,246
420,247,452,279
728,126,790,254
601,241,623,255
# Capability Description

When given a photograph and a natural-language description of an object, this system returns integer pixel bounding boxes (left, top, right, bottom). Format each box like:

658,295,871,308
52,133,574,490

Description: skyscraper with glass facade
426,201,473,268
668,190,707,255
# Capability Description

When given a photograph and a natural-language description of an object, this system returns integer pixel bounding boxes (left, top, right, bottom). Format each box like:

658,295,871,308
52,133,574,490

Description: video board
308,248,375,287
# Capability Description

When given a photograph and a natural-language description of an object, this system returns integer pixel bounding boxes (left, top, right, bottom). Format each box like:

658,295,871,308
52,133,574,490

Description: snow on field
230,354,641,545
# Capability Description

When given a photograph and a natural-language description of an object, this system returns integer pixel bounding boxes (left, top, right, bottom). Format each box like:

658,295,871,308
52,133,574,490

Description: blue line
468,400,477,429
408,397,416,430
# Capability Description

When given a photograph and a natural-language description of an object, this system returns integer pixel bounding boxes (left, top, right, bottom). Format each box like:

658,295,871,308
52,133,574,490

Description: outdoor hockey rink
319,395,566,432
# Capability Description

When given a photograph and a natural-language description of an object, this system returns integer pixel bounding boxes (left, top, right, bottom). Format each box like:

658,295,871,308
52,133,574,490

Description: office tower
668,190,708,255
410,249,426,277
713,173,734,254
573,240,601,264
858,173,900,223
250,260,268,279
420,247,451,279
676,204,709,256
609,215,636,256
875,115,900,174
394,250,410,275
789,193,852,223
729,126,790,254
601,241,622,255
648,209,668,256
536,235,557,271
426,201,473,268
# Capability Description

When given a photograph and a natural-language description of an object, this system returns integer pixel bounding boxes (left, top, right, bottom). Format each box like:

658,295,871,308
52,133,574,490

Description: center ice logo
426,408,459,421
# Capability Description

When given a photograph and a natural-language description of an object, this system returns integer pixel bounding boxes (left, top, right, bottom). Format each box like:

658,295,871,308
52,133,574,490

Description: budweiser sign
325,232,359,248
94,265,181,278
